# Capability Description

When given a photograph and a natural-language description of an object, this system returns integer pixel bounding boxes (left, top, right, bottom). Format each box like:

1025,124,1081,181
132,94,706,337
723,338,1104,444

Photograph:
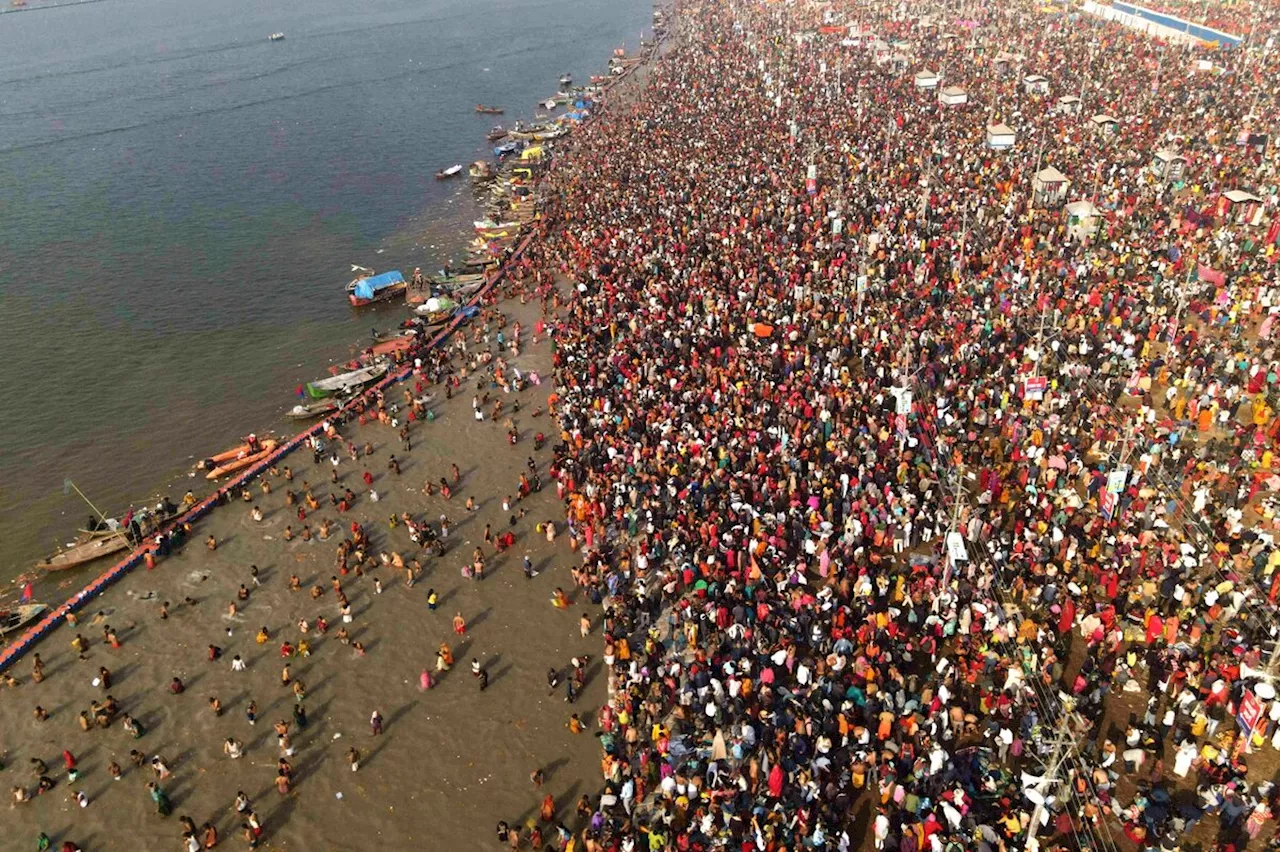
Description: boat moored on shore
1,604,48,635
286,399,341,419
204,440,278,480
37,533,130,572
305,363,388,399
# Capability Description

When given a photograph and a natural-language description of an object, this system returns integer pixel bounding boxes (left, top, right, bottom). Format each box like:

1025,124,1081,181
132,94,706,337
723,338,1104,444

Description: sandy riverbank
0,290,610,851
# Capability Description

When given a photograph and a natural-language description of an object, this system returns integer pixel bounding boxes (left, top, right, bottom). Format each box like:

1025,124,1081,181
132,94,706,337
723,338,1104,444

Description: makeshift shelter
1023,74,1050,94
1152,149,1187,181
939,85,968,106
994,51,1024,74
914,69,940,89
1032,166,1071,206
1057,95,1082,115
987,123,1017,149
1090,113,1119,135
1222,189,1264,225
1064,200,1102,241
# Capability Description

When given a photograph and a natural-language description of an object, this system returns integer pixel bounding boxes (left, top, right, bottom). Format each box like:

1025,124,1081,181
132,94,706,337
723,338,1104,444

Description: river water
0,0,650,583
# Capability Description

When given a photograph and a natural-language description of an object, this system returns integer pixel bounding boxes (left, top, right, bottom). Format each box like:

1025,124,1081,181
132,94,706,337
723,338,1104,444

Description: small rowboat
486,126,508,142
475,104,504,115
306,363,388,398
435,164,463,179
0,604,48,635
286,400,340,420
205,439,278,480
37,533,130,572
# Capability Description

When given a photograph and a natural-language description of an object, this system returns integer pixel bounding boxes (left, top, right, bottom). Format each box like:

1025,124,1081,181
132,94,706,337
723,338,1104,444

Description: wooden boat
37,533,130,572
305,363,388,398
369,337,413,357
371,326,417,343
486,126,508,142
475,105,504,115
437,278,487,298
347,270,407,307
205,439,278,480
286,400,340,420
559,73,573,87
0,604,48,635
432,271,486,284
269,32,285,41
435,164,463,179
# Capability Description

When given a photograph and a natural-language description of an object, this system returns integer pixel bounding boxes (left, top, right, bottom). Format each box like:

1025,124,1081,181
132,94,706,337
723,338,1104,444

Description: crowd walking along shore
9,0,1280,848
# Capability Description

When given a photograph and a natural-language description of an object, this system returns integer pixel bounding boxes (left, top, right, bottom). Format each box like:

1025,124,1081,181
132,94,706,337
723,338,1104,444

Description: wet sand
0,293,607,850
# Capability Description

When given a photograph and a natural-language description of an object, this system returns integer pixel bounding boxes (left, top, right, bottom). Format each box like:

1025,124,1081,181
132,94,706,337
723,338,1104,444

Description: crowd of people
506,0,1280,848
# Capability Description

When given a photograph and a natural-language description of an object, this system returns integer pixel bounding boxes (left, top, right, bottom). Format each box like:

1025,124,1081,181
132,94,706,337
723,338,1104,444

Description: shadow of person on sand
489,663,514,687
539,756,570,783
385,700,418,730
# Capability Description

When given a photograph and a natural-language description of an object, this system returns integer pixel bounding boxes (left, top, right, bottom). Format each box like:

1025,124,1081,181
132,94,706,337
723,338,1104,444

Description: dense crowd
514,0,1280,849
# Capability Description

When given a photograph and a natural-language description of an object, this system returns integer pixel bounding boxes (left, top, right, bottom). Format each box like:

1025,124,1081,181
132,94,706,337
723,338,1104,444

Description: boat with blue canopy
346,269,407,307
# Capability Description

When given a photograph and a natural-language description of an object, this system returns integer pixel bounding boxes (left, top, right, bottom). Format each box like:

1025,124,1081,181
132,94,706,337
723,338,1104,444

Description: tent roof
1091,113,1118,125
1155,148,1185,161
1065,200,1101,216
1036,166,1070,184
940,85,966,96
1225,189,1262,203
988,123,1016,136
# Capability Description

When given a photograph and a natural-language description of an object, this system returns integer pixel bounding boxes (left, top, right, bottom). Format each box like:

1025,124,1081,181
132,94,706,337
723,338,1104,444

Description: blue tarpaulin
353,270,404,301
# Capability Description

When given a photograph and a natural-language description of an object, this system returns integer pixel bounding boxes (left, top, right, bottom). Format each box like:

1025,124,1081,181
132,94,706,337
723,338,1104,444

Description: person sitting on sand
169,677,184,695
256,627,270,644
205,535,217,551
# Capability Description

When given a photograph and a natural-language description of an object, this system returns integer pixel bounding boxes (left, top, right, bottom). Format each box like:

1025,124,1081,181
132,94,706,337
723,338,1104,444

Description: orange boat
369,337,413,357
205,440,278,480
201,436,268,467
